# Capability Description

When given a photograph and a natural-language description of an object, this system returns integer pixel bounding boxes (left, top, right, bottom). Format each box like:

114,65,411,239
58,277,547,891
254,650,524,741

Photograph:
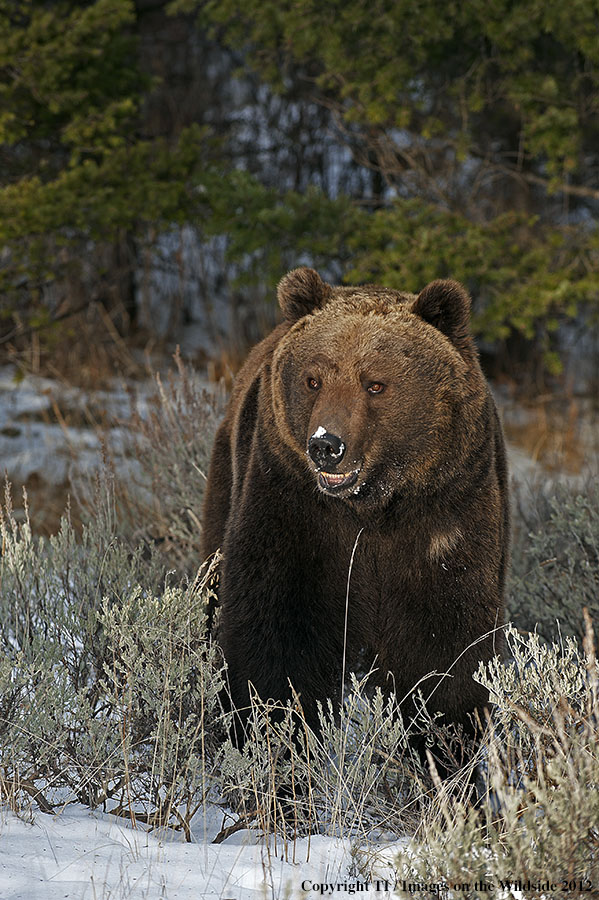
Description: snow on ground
0,803,403,900
0,365,153,488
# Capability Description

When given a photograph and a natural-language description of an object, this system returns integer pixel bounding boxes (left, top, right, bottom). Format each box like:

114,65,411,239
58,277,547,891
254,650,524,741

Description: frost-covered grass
0,475,430,842
393,619,599,895
509,481,599,643
1,473,598,897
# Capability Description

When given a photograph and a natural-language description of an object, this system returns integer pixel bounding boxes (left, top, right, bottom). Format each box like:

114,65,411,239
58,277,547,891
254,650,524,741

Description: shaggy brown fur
201,268,509,738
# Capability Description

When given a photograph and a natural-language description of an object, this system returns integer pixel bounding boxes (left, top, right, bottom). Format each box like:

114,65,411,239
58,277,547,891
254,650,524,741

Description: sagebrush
1,365,598,875
509,481,599,643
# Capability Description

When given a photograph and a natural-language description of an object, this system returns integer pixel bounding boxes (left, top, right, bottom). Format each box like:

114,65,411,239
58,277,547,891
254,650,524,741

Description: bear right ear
412,279,475,361
277,267,330,322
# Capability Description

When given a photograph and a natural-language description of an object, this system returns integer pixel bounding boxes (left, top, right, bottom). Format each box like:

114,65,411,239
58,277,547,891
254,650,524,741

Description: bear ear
412,280,474,358
277,267,330,322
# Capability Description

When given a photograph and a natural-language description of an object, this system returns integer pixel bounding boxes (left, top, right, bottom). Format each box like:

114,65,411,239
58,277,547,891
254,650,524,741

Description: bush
508,483,599,643
0,479,227,839
0,474,469,842
386,621,599,894
216,675,438,842
77,350,225,577
2,446,599,884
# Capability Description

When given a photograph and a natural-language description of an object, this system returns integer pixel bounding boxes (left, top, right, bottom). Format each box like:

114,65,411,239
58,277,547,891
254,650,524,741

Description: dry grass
3,301,147,390
502,394,595,475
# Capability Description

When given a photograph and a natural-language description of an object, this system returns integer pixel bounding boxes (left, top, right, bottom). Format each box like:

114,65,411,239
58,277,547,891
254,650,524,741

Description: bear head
271,267,487,508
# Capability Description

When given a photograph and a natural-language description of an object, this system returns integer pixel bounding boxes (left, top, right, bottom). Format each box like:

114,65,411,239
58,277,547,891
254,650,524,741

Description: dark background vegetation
1,0,599,387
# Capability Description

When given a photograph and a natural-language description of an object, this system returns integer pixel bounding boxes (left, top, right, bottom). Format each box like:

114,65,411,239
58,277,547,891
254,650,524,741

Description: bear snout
307,428,346,470
307,428,362,494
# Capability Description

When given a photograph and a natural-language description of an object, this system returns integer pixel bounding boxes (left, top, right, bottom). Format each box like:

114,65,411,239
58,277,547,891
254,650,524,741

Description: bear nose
307,431,346,470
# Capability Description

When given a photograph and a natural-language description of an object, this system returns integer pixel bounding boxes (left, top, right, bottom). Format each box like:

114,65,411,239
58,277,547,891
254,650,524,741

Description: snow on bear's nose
307,428,345,470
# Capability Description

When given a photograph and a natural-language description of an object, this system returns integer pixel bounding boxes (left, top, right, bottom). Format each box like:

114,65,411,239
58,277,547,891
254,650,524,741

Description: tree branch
0,298,98,347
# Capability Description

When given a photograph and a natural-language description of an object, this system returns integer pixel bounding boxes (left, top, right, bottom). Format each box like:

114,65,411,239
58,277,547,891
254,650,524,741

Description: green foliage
3,0,599,370
194,0,599,185
0,0,140,152
0,125,216,245
204,184,598,350
0,1,227,337
185,0,599,365
344,203,598,347
207,173,359,287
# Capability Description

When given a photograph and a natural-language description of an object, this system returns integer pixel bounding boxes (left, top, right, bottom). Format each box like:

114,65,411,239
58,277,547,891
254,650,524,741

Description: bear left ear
277,267,331,322
412,280,474,359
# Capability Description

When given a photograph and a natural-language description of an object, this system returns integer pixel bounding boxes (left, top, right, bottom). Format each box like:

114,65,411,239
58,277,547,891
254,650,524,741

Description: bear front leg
218,471,344,742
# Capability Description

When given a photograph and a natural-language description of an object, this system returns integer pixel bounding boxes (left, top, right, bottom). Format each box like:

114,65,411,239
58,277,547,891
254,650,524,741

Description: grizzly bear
201,268,509,742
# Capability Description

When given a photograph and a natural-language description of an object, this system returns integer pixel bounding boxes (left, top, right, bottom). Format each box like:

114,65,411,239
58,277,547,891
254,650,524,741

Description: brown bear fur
201,268,509,739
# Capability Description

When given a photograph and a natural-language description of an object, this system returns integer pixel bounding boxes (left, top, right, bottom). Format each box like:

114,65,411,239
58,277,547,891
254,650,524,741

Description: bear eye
367,382,385,395
307,376,321,391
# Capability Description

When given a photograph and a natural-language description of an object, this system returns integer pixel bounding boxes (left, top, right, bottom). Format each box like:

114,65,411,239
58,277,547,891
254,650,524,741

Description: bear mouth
318,469,360,494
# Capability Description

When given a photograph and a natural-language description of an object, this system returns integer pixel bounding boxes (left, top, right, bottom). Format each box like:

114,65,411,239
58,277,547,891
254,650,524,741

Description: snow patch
0,805,405,899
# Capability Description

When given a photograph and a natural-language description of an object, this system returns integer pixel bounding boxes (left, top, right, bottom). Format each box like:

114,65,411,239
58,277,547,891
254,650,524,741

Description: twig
212,808,259,844
0,299,96,347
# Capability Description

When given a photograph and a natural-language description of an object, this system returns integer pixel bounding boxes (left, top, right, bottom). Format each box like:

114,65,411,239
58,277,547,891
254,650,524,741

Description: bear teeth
319,469,359,491
322,472,347,484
